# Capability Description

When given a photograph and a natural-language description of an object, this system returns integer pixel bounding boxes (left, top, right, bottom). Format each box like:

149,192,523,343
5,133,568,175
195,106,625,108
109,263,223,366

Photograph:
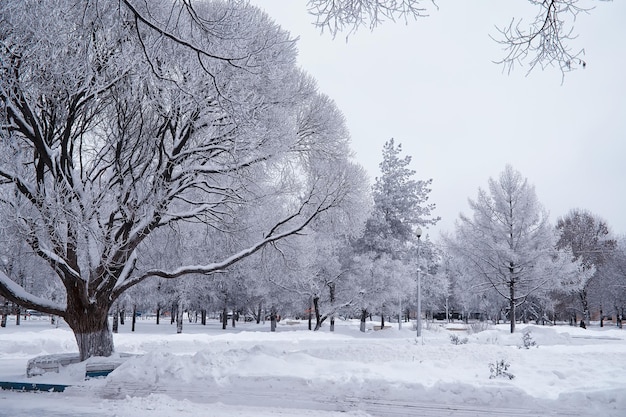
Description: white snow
1,316,625,416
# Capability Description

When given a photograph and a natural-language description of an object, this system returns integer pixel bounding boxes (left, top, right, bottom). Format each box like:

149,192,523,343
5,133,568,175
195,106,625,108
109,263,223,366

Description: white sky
250,0,626,237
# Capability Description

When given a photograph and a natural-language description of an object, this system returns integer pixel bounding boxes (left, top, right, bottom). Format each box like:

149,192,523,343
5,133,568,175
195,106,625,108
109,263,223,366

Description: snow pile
1,318,625,416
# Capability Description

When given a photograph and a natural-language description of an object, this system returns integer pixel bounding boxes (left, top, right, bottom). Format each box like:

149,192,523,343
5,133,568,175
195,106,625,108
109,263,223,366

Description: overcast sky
250,0,626,238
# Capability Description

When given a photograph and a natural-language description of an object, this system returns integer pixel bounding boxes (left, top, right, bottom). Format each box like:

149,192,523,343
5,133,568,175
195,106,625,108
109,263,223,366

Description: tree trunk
120,309,125,325
171,302,176,324
201,309,206,325
231,311,236,328
112,308,119,334
313,296,321,331
600,307,604,328
16,307,21,326
360,309,367,332
156,306,161,325
222,306,228,330
65,301,114,361
579,289,590,328
131,305,137,332
176,301,183,334
256,302,262,324
308,296,313,330
74,327,113,361
329,283,336,332
270,306,277,332
509,280,516,334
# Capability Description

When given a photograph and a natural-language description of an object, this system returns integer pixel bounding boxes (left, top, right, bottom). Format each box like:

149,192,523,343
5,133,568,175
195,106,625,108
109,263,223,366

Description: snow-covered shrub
449,334,468,345
519,330,538,349
489,359,515,380
468,321,490,334
425,321,443,332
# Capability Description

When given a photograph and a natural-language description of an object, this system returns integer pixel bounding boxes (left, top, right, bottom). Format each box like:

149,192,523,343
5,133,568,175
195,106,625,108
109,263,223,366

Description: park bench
26,352,135,378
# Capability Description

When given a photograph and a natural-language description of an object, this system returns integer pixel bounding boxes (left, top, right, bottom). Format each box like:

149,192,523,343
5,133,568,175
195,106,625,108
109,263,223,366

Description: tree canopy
0,0,366,359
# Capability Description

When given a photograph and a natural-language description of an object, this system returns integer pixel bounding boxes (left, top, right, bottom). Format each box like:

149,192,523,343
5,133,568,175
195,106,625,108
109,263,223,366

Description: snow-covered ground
1,315,625,416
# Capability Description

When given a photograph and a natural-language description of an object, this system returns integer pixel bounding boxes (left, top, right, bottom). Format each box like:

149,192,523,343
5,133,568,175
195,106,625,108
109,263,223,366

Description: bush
489,359,515,380
519,330,538,349
449,334,468,345
467,321,490,334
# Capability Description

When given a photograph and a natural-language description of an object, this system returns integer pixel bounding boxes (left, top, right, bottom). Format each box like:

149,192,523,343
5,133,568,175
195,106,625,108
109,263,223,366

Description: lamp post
416,227,422,337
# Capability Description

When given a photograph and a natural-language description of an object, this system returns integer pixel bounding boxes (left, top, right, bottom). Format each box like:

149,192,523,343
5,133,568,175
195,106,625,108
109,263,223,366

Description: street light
416,227,422,337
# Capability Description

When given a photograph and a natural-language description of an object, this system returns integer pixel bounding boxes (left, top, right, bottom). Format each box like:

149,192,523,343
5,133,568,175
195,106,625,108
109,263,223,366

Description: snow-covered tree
445,250,504,323
445,165,584,333
352,139,438,330
0,234,34,324
0,0,364,360
263,159,370,331
357,139,439,257
555,209,616,325
589,236,626,327
419,244,449,319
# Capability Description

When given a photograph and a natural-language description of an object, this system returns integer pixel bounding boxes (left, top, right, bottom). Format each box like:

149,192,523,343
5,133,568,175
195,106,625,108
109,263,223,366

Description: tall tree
555,209,616,325
354,139,439,330
0,0,363,360
445,165,583,333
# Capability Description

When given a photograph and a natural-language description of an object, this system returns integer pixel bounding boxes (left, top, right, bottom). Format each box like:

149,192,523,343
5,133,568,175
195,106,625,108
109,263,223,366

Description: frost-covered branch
0,271,66,316
114,204,324,296
492,0,589,77
308,0,429,36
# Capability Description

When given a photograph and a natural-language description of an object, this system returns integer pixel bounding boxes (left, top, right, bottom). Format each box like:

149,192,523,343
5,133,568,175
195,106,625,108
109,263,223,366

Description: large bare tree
0,0,363,359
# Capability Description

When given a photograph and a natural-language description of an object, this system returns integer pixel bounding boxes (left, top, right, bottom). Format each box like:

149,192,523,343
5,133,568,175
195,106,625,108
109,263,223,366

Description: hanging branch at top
307,0,596,77
492,0,589,77
308,0,429,36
